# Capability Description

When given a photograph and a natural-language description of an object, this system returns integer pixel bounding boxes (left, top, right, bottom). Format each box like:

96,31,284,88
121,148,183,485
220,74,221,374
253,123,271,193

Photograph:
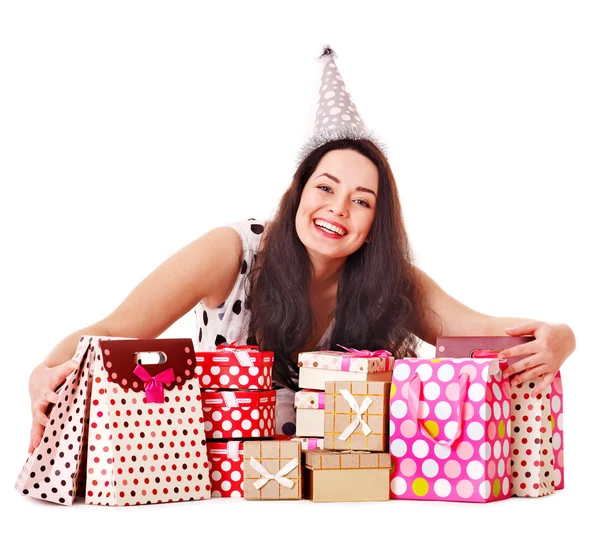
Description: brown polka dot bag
15,336,212,506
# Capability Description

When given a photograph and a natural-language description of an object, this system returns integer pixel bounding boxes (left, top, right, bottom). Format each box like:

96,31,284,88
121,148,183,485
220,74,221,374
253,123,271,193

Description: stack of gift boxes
195,343,276,498
292,346,396,501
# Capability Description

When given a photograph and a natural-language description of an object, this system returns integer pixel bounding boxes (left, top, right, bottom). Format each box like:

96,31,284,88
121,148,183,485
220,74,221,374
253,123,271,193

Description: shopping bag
16,336,212,506
436,336,564,496
389,357,511,502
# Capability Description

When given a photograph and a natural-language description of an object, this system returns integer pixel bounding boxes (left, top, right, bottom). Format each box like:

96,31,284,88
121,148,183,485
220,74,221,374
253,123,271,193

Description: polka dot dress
194,219,333,438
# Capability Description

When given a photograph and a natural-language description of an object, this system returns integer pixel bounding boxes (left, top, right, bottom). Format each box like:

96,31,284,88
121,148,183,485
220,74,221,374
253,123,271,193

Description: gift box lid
196,342,273,368
298,347,394,374
201,389,276,408
304,450,391,470
294,389,325,409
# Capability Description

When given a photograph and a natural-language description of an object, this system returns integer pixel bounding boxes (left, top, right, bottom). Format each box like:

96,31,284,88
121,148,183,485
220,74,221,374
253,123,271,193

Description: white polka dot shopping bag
389,357,512,502
436,336,564,497
15,336,212,506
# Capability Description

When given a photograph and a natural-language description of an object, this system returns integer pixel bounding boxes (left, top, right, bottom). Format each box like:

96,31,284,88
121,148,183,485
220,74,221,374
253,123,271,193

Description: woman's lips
313,220,345,240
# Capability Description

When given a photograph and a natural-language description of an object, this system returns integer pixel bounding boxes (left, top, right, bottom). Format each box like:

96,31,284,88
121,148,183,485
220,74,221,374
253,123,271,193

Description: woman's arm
413,267,575,395
29,225,243,452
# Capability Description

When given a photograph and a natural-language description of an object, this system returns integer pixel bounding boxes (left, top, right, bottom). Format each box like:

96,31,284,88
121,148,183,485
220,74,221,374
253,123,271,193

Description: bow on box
133,365,175,404
216,341,258,367
249,457,299,490
336,345,392,371
337,389,373,441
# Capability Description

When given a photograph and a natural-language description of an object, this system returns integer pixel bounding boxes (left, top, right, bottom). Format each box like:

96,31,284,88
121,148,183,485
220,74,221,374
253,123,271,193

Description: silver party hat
297,46,386,165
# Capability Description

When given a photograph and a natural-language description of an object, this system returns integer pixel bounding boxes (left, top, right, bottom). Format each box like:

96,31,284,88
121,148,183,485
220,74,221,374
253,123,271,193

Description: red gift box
201,389,276,440
206,441,245,498
195,343,274,390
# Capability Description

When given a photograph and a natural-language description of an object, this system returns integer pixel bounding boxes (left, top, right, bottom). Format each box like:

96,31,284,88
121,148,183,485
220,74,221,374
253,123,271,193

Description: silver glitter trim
295,124,389,168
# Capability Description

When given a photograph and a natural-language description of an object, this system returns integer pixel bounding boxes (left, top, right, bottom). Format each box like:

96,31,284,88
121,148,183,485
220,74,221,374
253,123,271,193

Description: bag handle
470,350,501,358
407,371,470,446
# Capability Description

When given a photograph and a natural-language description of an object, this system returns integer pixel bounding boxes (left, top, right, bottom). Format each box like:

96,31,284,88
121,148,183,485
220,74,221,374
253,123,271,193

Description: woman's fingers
511,364,548,387
52,358,79,389
28,409,50,453
531,372,554,397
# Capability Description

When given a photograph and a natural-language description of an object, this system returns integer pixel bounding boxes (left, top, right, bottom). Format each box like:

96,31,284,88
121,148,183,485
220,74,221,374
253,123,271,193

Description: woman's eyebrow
316,172,377,197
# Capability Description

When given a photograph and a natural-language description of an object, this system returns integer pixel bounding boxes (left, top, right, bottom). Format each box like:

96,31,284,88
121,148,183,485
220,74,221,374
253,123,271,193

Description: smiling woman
26,45,575,451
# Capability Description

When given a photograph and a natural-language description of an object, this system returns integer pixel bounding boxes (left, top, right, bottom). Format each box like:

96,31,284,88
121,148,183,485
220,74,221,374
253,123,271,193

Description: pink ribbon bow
216,341,259,351
336,344,392,357
133,365,175,404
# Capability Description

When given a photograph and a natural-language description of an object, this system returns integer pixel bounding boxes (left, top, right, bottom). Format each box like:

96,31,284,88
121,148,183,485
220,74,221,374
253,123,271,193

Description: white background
1,1,598,535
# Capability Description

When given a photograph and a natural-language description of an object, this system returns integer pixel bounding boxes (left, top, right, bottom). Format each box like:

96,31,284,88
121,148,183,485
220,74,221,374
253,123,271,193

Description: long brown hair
246,138,433,390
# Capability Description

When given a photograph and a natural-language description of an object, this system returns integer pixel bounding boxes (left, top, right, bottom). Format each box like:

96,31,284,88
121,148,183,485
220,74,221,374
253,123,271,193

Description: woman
27,48,576,453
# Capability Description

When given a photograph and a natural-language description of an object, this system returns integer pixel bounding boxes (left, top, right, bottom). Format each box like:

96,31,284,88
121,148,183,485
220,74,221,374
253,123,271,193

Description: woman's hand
498,321,576,396
28,358,80,453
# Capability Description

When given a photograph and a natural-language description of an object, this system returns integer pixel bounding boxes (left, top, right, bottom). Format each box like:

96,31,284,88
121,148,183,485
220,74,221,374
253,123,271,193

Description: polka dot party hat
297,45,387,165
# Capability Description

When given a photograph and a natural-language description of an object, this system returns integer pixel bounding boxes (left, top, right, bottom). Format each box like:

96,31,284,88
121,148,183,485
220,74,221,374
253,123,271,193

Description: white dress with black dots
193,218,333,437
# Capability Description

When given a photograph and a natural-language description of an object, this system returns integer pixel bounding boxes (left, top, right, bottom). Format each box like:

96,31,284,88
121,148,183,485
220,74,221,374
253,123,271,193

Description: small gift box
324,380,391,452
304,450,391,502
243,440,302,500
196,342,274,390
201,390,276,440
294,389,325,437
298,346,394,390
291,437,324,451
206,441,245,498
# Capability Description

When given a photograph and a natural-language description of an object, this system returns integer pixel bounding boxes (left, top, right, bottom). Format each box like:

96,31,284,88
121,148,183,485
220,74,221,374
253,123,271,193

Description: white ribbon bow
337,389,373,441
249,456,299,490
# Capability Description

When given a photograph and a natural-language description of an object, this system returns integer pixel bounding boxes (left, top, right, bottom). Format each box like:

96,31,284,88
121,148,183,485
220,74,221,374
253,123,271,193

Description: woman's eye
318,185,332,193
355,199,370,208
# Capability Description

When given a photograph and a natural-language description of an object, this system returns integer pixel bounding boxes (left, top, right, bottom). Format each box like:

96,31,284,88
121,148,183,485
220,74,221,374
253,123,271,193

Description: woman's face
295,149,379,261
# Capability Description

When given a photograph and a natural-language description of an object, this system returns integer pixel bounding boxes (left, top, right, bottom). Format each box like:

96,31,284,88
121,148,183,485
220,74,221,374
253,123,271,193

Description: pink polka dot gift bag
389,357,512,502
436,336,565,497
16,336,212,506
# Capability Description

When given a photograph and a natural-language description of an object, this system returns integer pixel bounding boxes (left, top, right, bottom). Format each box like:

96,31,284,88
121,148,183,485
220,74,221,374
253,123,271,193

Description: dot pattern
510,373,564,496
85,339,211,505
15,336,94,505
206,441,245,498
195,350,273,390
390,358,511,502
201,390,276,440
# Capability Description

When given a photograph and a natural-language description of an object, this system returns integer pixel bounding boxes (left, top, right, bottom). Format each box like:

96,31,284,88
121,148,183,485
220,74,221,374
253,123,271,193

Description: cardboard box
324,381,390,452
243,440,302,500
294,389,325,437
304,450,391,502
206,440,245,498
298,350,394,390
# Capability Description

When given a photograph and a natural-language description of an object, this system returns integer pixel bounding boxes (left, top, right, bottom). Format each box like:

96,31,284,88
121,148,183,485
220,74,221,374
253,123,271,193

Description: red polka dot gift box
201,390,276,440
298,346,394,391
436,336,565,497
195,343,273,390
15,336,212,506
389,357,511,503
206,441,245,498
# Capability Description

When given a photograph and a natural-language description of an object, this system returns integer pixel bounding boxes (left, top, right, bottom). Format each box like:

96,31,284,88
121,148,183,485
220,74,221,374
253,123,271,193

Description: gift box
294,389,325,437
201,389,276,440
436,336,565,496
292,437,324,451
298,347,394,390
206,441,245,498
15,336,211,506
195,343,273,390
324,381,390,452
304,450,391,502
243,440,302,500
389,357,511,503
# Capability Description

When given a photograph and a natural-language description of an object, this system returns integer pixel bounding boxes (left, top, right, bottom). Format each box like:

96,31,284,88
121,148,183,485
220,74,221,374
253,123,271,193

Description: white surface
1,1,598,535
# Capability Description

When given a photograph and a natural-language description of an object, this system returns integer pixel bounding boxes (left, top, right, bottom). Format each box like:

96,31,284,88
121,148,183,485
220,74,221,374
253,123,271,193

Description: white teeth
314,219,346,236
